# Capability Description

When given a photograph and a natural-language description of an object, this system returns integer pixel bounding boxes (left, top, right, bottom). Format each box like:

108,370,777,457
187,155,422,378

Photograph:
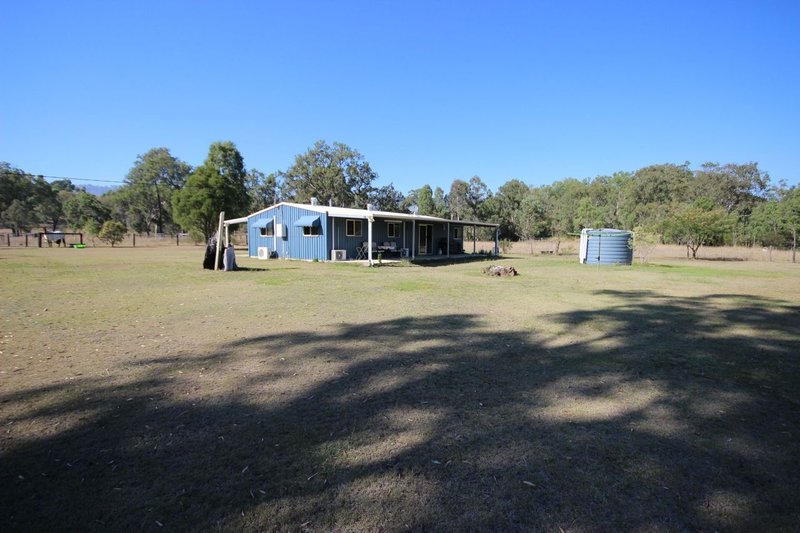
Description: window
453,226,462,239
303,226,320,236
346,219,362,237
387,222,400,238
260,225,274,237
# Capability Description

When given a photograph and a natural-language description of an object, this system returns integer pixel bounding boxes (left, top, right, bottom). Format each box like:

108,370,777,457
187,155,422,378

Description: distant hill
82,184,118,196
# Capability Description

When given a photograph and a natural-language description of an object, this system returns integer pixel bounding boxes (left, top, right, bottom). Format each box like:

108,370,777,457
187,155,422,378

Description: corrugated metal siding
247,205,328,260
283,205,328,260
330,217,367,259
248,207,280,257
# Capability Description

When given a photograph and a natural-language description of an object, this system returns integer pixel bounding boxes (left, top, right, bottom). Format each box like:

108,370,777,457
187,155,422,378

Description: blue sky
1,0,798,193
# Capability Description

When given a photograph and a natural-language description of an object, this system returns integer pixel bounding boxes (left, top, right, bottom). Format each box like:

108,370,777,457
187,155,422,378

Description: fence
1,231,248,248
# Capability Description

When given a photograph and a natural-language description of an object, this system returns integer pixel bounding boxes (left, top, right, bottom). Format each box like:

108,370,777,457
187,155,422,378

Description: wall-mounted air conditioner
257,246,270,259
275,223,286,238
331,249,346,261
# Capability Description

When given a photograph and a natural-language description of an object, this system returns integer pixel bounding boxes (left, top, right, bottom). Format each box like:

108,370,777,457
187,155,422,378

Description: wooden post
7,234,10,247
79,233,83,245
25,234,29,247
176,234,180,246
367,216,374,266
132,234,136,247
214,212,225,271
38,233,42,247
447,222,450,256
473,225,477,254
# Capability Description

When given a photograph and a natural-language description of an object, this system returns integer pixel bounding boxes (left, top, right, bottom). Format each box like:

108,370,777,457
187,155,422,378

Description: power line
1,170,125,184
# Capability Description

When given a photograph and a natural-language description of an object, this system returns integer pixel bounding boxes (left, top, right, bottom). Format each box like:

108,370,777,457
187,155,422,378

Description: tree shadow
2,292,798,531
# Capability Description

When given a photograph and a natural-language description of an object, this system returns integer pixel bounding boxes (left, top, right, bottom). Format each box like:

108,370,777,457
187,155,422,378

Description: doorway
418,224,433,255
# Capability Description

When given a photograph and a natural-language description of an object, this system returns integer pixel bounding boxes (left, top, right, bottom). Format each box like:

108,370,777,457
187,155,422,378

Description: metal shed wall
248,205,328,260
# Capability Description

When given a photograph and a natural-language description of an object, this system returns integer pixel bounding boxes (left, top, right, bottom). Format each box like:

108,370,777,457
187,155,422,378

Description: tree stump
482,265,518,276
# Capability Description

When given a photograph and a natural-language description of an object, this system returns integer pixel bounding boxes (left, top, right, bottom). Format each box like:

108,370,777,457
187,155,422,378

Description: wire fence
1,231,248,248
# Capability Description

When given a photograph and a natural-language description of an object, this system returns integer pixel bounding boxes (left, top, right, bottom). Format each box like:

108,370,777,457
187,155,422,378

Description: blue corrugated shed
242,202,500,261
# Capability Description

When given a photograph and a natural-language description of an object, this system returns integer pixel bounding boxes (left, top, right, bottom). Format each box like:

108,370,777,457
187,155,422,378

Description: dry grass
1,247,799,531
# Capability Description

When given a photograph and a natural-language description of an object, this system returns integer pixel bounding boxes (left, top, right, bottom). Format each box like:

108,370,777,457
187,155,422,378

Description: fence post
132,234,136,247
176,234,180,246
7,234,10,247
25,234,28,247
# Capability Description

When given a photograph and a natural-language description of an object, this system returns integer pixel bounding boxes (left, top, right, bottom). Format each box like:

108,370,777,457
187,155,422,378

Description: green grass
1,247,799,531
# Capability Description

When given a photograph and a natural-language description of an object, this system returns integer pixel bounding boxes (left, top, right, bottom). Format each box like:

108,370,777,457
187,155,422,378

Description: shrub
98,220,127,247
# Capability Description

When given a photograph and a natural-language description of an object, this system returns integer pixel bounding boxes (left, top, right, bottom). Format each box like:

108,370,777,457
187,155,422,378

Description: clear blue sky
1,0,798,192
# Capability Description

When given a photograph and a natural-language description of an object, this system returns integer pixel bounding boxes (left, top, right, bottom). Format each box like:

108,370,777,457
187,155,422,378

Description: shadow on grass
2,292,799,530
411,254,500,267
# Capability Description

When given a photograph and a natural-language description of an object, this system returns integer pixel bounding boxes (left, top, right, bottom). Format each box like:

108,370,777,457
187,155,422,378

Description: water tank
580,228,633,265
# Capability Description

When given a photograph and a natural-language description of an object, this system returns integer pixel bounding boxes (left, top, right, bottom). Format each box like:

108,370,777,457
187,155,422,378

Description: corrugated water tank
580,228,633,265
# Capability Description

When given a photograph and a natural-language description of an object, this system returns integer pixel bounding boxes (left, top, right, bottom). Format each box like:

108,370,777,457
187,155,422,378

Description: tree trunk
154,181,164,235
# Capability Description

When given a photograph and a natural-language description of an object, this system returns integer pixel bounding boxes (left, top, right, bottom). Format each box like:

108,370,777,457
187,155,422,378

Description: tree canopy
281,140,377,208
119,148,191,235
172,142,250,241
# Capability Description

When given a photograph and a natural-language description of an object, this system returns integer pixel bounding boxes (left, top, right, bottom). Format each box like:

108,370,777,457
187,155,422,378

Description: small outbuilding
227,201,500,264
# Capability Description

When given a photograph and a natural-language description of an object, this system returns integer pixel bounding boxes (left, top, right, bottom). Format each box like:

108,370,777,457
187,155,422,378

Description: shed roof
242,202,498,228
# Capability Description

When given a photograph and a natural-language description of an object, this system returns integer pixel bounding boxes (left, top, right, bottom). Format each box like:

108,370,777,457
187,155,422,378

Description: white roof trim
224,217,248,225
241,202,498,227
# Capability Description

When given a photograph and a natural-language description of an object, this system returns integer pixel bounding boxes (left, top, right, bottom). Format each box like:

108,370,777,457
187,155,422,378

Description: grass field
2,247,799,531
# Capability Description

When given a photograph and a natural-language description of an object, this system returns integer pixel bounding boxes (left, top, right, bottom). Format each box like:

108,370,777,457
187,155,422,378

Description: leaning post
214,211,225,271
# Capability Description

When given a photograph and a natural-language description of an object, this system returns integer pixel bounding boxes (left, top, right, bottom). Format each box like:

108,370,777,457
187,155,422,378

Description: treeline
2,140,798,258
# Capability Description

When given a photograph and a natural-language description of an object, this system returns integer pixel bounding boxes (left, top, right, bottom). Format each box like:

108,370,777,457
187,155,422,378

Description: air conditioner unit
257,246,270,259
330,249,346,261
275,223,286,238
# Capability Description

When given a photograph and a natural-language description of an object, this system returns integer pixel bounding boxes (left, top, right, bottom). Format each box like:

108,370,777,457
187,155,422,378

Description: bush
98,220,127,247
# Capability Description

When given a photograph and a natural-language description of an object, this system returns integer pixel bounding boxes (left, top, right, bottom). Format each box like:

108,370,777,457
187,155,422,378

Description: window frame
260,224,274,237
303,225,320,237
387,221,400,239
345,219,362,237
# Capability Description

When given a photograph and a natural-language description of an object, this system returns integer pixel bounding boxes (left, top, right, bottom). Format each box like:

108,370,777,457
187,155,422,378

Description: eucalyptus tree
280,140,376,208
123,148,191,235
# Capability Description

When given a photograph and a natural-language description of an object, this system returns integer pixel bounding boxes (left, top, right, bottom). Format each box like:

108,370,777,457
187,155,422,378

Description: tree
98,220,127,247
492,179,531,239
3,199,35,233
626,163,692,229
280,140,377,208
750,186,800,262
122,148,191,235
665,202,734,259
415,185,436,215
517,191,549,252
466,176,491,219
1,163,34,229
369,183,405,212
448,179,470,220
246,169,280,211
32,176,64,230
693,162,770,216
172,142,250,241
432,187,449,218
64,191,111,230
